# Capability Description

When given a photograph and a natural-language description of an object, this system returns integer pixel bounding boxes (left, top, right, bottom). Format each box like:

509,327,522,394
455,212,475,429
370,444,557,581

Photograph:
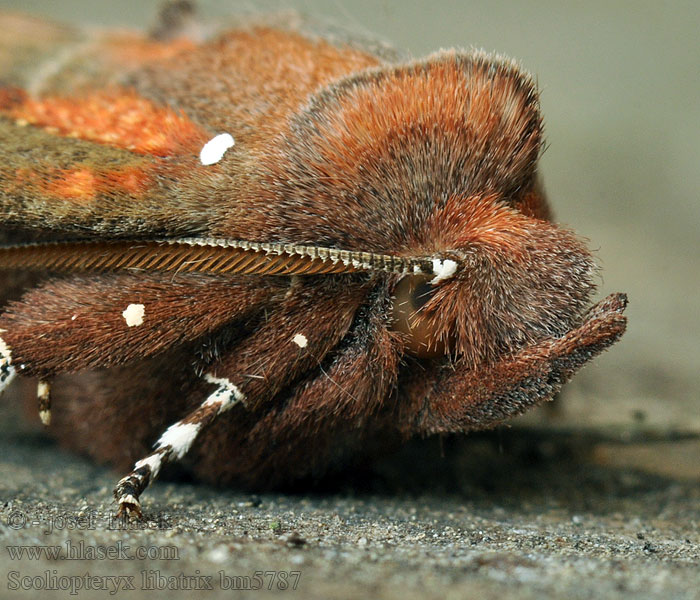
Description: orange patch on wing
37,165,151,204
3,89,207,157
45,167,97,201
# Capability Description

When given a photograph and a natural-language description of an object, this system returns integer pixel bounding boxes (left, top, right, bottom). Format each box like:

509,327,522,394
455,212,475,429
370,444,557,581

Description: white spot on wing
292,333,308,348
156,422,201,459
122,303,145,327
199,133,235,165
430,258,458,285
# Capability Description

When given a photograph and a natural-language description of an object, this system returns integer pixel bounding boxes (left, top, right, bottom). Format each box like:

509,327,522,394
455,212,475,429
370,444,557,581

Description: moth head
389,194,597,364
268,50,597,363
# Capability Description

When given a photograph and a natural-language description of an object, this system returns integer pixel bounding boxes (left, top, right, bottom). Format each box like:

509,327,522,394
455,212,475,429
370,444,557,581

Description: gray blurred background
2,0,697,436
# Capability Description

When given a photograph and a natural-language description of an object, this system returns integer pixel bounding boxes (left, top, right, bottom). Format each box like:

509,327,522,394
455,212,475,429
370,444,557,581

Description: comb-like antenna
0,238,459,281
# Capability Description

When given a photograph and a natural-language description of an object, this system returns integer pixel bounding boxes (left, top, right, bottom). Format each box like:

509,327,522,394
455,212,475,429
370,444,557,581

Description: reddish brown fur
516,176,552,221
0,12,627,492
206,278,369,411
416,196,596,363
209,51,542,249
0,274,288,377
130,27,381,136
412,293,628,433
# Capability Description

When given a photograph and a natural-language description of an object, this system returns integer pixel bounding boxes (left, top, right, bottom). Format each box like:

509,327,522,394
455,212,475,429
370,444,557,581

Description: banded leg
0,273,283,426
37,380,51,425
115,278,368,516
0,332,16,394
1,333,57,426
115,374,244,518
192,280,404,487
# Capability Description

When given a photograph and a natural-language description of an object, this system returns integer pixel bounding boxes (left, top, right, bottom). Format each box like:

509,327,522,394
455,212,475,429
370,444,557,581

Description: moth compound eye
390,276,451,358
407,279,434,310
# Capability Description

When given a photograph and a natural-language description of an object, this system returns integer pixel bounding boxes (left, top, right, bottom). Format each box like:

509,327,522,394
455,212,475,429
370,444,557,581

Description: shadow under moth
0,4,627,518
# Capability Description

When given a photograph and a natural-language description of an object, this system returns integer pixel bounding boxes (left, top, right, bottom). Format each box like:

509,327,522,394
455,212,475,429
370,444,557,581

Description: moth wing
0,13,228,240
0,13,386,241
0,119,220,239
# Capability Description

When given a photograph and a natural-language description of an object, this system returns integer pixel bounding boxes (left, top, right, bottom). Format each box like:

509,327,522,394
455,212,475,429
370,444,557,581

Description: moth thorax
390,275,452,358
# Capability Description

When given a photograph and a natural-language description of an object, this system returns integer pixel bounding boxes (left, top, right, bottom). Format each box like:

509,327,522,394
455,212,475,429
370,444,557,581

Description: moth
0,4,627,518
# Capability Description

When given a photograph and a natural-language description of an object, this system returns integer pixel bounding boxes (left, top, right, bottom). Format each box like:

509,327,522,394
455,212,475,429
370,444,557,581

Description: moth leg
114,375,243,519
191,280,404,487
0,331,46,429
0,273,284,377
414,293,628,434
36,379,51,425
115,277,369,517
0,332,16,395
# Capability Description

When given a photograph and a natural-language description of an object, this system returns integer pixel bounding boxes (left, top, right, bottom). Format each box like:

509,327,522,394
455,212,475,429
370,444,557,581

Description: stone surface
1,406,698,599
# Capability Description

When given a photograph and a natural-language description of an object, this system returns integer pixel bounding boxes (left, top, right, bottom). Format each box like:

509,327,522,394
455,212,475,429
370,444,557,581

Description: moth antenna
0,333,16,396
0,239,460,281
37,379,51,426
114,373,245,519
